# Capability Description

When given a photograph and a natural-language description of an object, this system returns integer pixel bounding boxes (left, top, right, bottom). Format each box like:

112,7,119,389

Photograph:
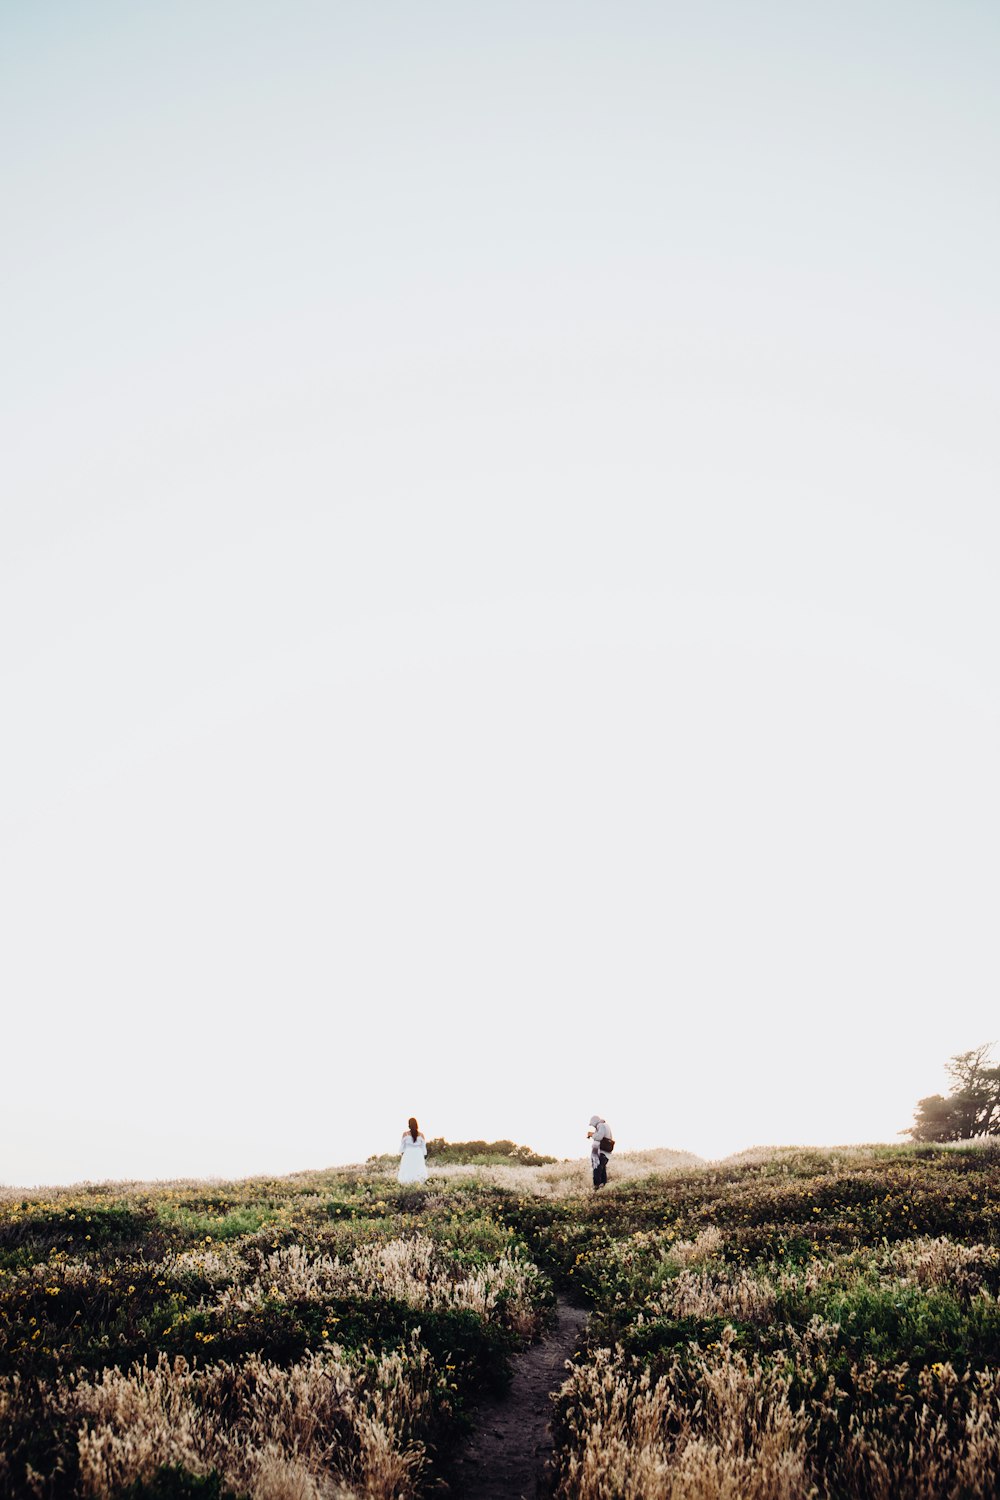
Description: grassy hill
2,1142,999,1497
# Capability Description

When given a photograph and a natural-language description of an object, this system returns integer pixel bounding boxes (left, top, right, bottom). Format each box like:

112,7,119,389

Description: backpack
601,1135,615,1153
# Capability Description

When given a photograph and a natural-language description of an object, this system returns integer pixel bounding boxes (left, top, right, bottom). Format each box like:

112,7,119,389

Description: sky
2,1,998,1187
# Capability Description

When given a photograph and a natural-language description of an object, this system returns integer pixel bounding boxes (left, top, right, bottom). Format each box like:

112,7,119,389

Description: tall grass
547,1141,1000,1499
3,1141,999,1498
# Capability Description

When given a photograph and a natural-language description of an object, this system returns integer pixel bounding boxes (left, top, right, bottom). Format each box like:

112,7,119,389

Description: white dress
398,1133,428,1183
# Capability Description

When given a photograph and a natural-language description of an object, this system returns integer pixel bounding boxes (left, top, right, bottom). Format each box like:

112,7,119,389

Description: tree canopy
907,1043,1000,1142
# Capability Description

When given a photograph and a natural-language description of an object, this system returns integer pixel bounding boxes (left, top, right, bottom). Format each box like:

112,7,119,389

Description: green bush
423,1138,557,1166
122,1470,242,1500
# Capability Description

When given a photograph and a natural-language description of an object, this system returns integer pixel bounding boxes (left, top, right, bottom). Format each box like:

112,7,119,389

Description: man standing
588,1114,612,1189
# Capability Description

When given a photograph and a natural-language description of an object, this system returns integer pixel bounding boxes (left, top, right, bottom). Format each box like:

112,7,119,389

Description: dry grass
716,1141,999,1169
555,1218,1000,1500
888,1235,1000,1296
554,1333,814,1500
7,1142,999,1499
0,1211,549,1497
67,1341,433,1500
208,1235,546,1338
835,1358,1000,1499
1,1148,702,1206
410,1148,703,1198
663,1226,724,1268
8,1337,442,1500
554,1324,1000,1500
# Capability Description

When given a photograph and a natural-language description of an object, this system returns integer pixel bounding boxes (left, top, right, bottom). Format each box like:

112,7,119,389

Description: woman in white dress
398,1117,428,1184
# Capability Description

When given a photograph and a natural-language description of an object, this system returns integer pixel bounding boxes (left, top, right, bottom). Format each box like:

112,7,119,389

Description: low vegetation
541,1143,1000,1499
1,1141,998,1497
365,1138,559,1172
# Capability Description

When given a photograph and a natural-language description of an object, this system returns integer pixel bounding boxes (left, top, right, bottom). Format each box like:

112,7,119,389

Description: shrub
121,1470,239,1500
423,1140,557,1167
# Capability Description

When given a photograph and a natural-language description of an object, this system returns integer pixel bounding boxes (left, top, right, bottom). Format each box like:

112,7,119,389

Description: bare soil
445,1298,588,1499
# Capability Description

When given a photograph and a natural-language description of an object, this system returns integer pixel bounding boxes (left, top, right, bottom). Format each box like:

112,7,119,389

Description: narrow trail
447,1297,588,1499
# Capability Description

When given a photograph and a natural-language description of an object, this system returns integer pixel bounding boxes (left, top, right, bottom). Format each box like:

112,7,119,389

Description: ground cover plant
2,1142,998,1497
528,1143,1000,1499
0,1168,551,1499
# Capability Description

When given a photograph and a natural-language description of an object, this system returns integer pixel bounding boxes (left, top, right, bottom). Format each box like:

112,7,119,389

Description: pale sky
2,2,998,1187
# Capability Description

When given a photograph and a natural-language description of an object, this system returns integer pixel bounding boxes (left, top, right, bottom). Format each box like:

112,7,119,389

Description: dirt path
446,1298,588,1499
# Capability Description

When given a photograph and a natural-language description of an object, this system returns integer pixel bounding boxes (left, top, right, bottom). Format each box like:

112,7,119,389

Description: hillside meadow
1,1141,999,1498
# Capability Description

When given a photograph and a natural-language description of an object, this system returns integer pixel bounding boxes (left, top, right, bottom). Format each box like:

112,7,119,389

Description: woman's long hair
408,1117,419,1141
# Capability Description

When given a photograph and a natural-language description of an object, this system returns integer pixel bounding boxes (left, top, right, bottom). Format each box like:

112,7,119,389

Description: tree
907,1043,1000,1141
